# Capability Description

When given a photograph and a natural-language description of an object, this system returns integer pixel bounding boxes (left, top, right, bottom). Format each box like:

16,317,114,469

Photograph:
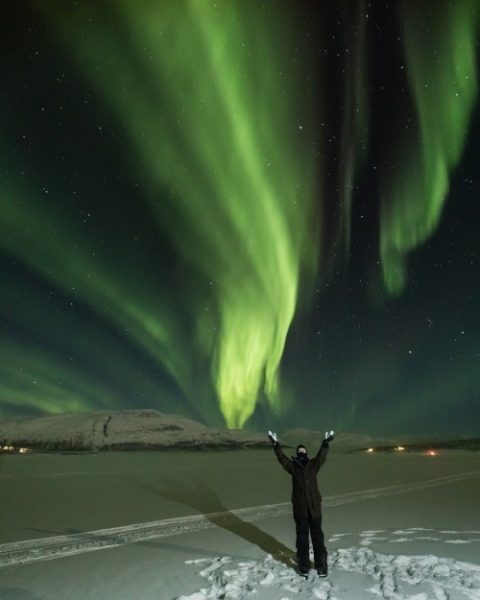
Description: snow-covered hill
0,409,271,451
0,410,428,453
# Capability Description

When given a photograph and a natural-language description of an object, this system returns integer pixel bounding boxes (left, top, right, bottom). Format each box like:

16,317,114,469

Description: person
268,429,334,577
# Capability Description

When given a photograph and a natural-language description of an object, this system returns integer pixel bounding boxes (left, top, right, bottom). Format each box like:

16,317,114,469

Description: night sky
1,0,479,436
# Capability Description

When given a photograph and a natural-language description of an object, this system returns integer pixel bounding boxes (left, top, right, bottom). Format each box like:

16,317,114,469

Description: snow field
178,535,480,600
1,450,479,599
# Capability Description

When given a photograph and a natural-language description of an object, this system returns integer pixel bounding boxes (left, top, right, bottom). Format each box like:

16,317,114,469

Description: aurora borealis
1,0,479,434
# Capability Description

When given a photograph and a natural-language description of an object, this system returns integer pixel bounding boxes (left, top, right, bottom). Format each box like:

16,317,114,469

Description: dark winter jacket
274,442,329,519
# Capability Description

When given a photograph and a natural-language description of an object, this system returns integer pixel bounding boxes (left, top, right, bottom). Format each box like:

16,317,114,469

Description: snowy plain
0,448,479,599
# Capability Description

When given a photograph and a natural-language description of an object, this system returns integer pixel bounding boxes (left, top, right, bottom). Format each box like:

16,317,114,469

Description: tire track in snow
1,469,479,568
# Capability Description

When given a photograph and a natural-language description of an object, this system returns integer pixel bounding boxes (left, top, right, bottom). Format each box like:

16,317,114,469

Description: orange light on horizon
425,450,438,456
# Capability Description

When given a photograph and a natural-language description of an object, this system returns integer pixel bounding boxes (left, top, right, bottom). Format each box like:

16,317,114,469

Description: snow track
1,469,479,568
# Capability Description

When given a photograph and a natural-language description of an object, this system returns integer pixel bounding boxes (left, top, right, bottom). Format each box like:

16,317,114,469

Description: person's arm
313,430,334,473
268,431,293,474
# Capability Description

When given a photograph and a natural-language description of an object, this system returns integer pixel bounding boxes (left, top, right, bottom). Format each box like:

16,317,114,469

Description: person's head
296,444,307,457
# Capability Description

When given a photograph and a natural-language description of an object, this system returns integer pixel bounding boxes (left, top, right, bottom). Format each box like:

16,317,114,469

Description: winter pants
294,509,327,570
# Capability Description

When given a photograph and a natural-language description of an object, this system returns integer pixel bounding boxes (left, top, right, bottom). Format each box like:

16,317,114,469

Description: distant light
1,445,30,453
425,450,438,456
396,446,405,452
366,448,375,453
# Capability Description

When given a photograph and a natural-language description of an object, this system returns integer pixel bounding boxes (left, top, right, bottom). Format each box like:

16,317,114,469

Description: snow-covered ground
0,449,479,599
178,530,480,600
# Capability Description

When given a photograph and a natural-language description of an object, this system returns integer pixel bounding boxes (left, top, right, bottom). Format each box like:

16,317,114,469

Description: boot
299,566,309,578
316,555,328,578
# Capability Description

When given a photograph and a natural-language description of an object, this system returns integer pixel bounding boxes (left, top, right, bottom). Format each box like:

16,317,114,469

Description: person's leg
293,514,310,572
308,511,327,572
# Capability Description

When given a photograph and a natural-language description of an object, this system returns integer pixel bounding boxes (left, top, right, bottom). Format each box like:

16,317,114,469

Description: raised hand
324,430,335,443
268,430,278,445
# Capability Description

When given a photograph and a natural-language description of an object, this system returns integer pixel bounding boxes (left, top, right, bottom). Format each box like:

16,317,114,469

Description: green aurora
380,0,479,294
0,0,479,432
